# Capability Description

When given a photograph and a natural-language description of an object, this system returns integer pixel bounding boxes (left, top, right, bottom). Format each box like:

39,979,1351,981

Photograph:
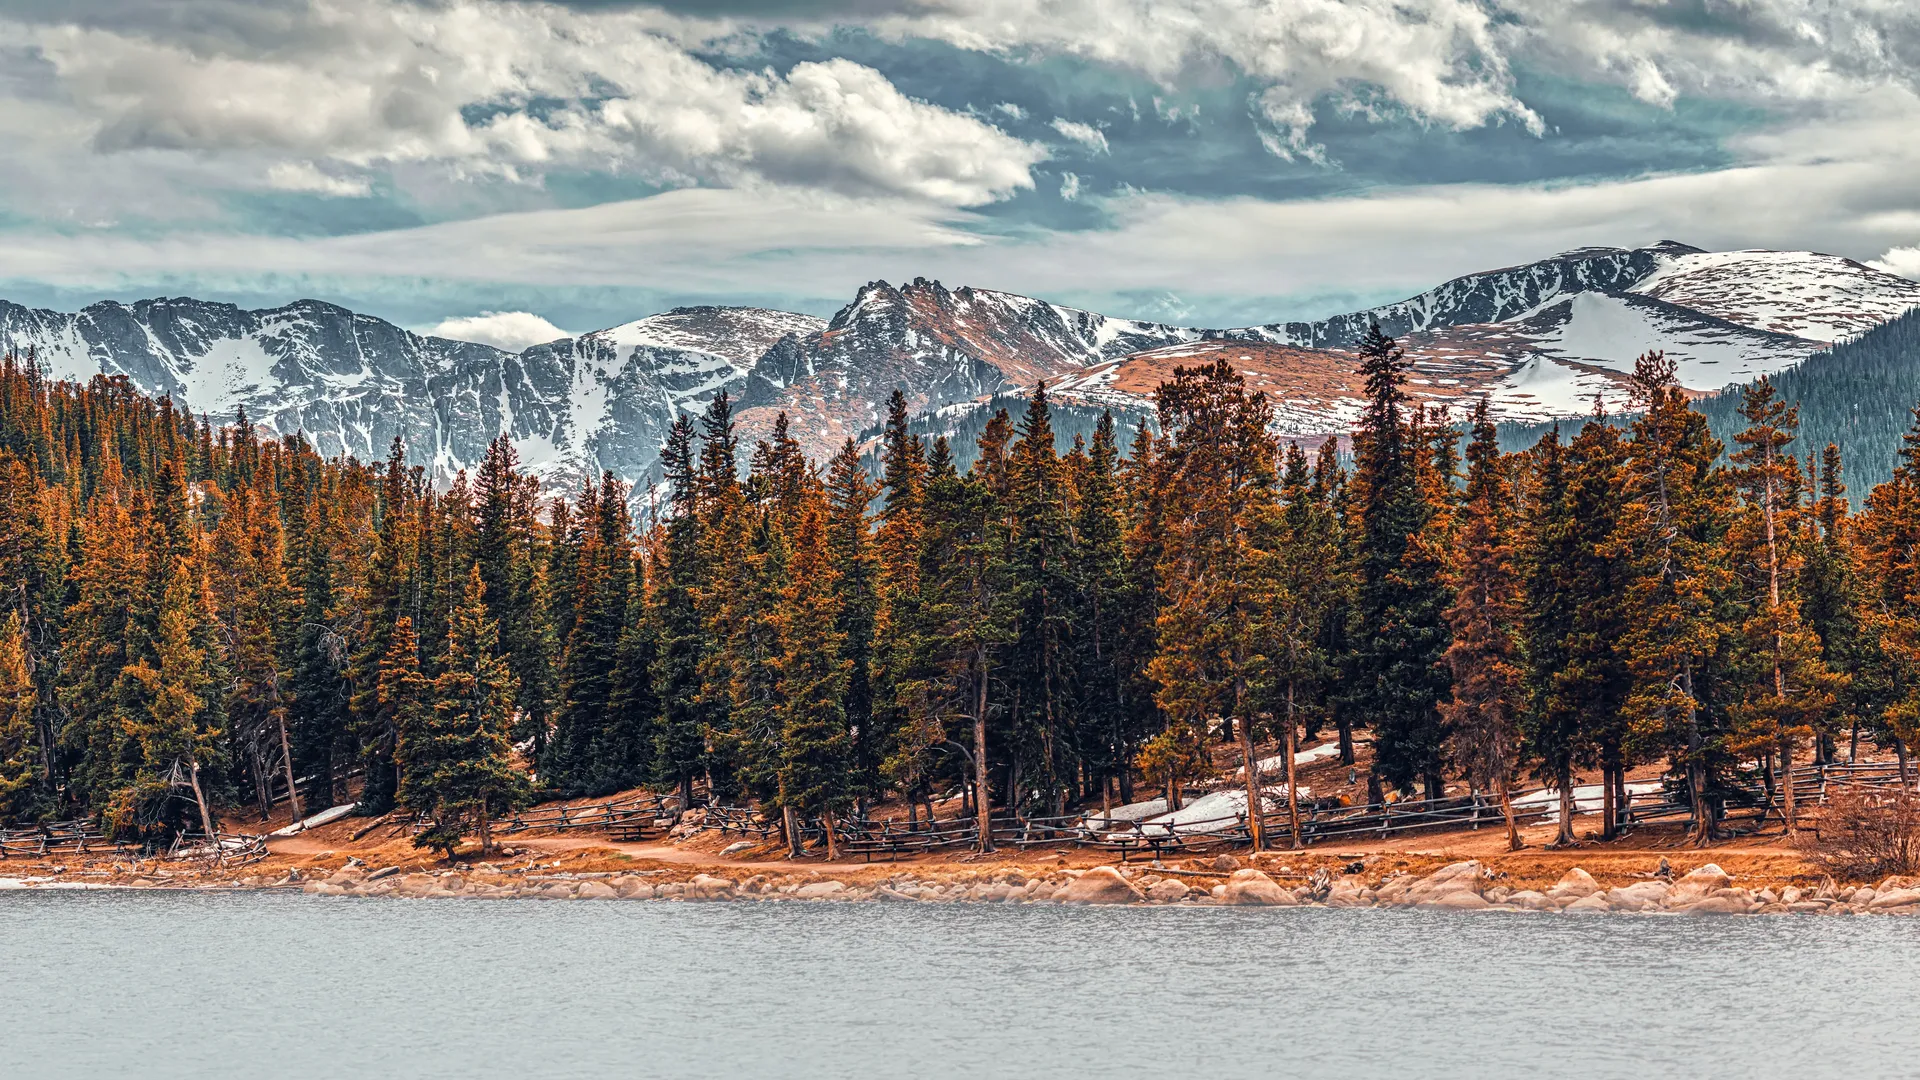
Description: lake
3,892,1914,1079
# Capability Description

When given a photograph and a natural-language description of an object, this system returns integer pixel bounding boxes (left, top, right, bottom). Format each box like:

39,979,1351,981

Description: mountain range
3,240,1916,492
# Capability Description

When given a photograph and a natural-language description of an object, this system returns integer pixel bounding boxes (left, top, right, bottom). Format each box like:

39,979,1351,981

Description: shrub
1799,788,1920,879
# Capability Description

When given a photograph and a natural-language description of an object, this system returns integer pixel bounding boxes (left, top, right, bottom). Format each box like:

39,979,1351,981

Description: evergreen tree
1614,353,1736,845
0,612,39,820
1145,360,1279,846
1441,402,1525,850
1726,379,1842,836
404,567,527,858
776,494,853,858
1343,325,1452,801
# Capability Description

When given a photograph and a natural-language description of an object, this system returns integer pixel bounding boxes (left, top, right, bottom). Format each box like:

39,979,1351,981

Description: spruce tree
406,567,527,858
1343,325,1452,801
1441,402,1525,849
1614,353,1736,845
776,493,853,858
1726,379,1842,836
1145,360,1279,846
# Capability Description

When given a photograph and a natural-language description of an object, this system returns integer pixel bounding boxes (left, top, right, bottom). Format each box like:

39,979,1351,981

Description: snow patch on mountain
1628,249,1920,343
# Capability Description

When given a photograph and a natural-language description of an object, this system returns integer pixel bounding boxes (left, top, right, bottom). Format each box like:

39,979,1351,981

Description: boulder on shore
1146,878,1190,903
1665,864,1733,906
795,881,849,900
1401,861,1484,906
1546,868,1600,902
686,874,737,901
1059,867,1145,905
1563,894,1611,914
1221,869,1294,906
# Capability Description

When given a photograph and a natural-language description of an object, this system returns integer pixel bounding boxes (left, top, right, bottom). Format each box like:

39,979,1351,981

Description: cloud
1048,118,1108,154
1872,247,1920,280
5,0,1042,207
8,97,1919,326
265,161,372,198
425,310,574,350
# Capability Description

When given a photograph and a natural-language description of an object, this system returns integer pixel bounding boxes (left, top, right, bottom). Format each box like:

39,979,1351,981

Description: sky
2,0,1919,350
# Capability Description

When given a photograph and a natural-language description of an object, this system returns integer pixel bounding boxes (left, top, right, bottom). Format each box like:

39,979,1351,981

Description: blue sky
2,0,1918,349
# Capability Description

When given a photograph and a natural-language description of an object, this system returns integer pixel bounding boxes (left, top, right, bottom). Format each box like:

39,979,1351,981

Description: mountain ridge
3,240,1915,491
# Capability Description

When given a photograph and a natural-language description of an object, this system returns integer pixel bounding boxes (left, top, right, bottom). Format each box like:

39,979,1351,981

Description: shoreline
8,858,1917,917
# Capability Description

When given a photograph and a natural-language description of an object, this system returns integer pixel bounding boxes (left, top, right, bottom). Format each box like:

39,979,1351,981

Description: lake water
3,892,1914,1079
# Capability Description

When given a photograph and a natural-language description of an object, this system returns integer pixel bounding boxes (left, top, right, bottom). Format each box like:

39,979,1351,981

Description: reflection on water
3,892,1916,1080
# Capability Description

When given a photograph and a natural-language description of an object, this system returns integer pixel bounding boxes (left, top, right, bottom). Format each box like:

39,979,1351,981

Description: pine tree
1614,353,1736,845
1343,325,1452,801
824,439,880,807
650,415,709,807
1726,379,1843,836
1146,360,1279,846
404,567,527,858
1441,402,1525,850
347,438,410,814
1003,385,1078,816
0,612,38,820
776,493,853,858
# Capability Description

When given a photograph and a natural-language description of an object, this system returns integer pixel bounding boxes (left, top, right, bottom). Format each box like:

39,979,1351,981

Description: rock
365,865,402,882
1605,882,1671,912
1851,887,1877,907
1326,877,1371,908
1788,901,1829,914
1754,888,1778,905
1665,864,1733,906
875,886,920,902
576,881,618,900
1562,894,1611,914
795,881,848,900
686,874,737,900
1425,892,1491,911
1780,886,1803,905
618,880,657,900
1221,869,1294,906
1508,890,1555,911
1485,885,1513,904
1060,867,1145,905
1612,876,1674,907
1212,855,1241,872
1146,878,1190,902
720,841,756,857
1210,885,1227,900
1400,861,1484,906
1546,867,1601,901
1679,895,1747,915
1867,887,1920,910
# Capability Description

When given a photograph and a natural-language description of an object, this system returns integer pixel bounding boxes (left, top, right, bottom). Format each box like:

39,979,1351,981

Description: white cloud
5,0,1042,207
873,0,1544,141
1872,247,1920,279
1059,172,1081,201
1049,118,1108,154
265,161,371,198
425,310,572,351
9,99,1920,324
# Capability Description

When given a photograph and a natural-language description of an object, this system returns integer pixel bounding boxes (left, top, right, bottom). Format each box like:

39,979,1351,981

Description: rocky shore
10,853,1915,916
257,859,1920,914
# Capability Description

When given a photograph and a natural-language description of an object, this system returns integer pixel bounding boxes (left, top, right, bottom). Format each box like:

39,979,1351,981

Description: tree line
0,324,1917,855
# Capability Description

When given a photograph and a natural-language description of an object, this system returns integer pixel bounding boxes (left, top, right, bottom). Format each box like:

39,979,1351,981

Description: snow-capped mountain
3,240,1914,488
735,277,1200,458
1052,241,1920,434
0,298,819,491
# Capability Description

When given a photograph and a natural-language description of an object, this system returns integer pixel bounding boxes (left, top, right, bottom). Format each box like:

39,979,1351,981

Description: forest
0,324,1916,857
